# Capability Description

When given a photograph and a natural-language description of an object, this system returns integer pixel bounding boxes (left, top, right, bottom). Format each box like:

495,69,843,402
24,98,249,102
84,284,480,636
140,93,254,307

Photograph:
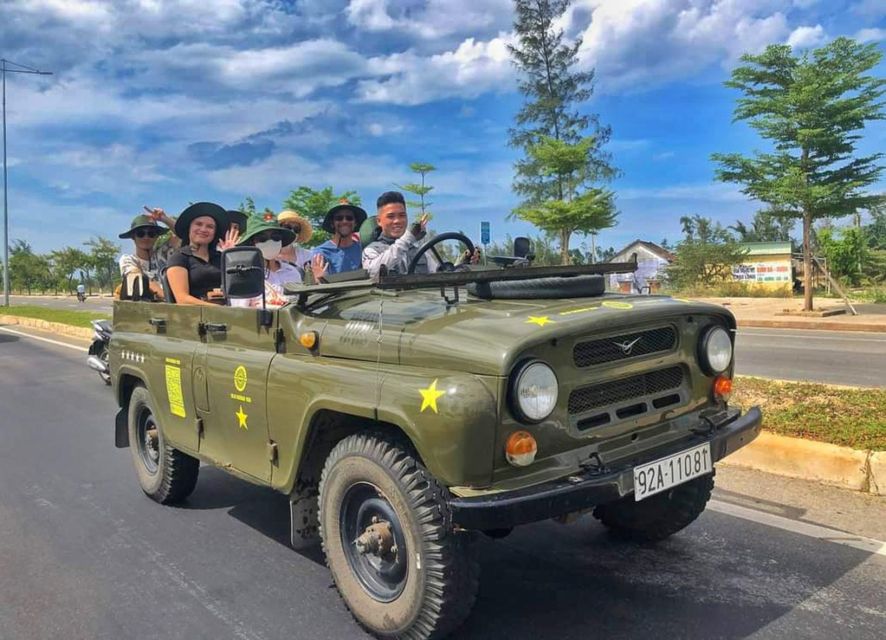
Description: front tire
319,432,479,640
127,385,199,504
593,470,715,542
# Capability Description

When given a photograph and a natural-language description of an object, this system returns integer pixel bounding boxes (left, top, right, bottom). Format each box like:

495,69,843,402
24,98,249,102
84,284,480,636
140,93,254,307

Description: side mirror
514,236,531,258
222,247,264,300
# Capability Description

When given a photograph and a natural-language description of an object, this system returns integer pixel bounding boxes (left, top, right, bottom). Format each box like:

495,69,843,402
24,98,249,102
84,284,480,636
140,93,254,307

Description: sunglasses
255,232,284,243
134,229,161,239
333,214,355,222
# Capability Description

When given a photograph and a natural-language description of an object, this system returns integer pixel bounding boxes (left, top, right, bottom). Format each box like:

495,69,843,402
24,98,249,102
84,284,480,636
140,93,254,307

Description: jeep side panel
111,301,204,455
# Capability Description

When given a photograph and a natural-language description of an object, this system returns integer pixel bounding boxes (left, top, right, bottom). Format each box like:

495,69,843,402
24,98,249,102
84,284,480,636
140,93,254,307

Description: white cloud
570,0,792,92
619,182,746,203
855,28,886,43
787,24,826,49
346,0,512,40
357,35,515,105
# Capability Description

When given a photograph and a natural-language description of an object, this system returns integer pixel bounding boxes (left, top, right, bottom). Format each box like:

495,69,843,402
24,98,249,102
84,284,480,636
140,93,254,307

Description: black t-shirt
166,246,221,300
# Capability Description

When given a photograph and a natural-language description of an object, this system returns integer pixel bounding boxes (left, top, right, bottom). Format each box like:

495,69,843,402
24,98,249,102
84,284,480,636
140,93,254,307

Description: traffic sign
481,221,490,245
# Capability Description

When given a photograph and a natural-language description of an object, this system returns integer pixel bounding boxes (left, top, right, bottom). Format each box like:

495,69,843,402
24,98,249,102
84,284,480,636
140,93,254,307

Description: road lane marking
737,331,886,343
709,499,886,557
0,326,87,352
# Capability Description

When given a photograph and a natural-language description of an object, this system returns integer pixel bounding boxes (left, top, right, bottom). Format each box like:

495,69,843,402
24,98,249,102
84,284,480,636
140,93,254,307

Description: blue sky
1,0,884,256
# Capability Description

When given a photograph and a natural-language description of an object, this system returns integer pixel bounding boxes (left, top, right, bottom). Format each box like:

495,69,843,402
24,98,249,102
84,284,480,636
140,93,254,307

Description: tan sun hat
276,209,312,244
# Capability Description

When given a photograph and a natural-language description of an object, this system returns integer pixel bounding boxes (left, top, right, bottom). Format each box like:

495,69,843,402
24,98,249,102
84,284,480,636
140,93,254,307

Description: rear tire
319,432,479,639
593,470,715,542
127,385,199,505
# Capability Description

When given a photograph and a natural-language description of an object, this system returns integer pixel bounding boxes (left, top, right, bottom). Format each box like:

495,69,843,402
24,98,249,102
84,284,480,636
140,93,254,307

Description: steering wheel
407,231,476,274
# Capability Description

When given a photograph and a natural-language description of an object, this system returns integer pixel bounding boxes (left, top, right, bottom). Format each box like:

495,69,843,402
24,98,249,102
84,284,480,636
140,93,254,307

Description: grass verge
733,376,886,451
0,305,110,329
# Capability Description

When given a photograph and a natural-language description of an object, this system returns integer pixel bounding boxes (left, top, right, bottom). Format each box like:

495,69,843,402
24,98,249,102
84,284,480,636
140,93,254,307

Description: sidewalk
695,296,886,332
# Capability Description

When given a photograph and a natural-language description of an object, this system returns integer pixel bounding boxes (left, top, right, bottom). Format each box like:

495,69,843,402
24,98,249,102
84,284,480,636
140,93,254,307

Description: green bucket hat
237,215,296,247
118,214,163,239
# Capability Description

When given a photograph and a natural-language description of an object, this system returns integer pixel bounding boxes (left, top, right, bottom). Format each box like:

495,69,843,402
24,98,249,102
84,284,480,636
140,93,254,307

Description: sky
1,0,885,256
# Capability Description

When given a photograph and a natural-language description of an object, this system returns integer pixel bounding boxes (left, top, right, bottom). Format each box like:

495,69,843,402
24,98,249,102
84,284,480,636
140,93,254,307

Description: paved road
6,294,114,314
734,327,886,387
1,328,884,640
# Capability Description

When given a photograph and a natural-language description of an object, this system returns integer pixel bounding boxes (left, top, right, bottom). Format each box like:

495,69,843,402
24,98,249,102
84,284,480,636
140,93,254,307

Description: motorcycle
76,290,87,303
87,319,112,385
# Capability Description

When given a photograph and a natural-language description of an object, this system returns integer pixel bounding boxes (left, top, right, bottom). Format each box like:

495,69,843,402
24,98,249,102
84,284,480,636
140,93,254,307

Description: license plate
633,443,712,501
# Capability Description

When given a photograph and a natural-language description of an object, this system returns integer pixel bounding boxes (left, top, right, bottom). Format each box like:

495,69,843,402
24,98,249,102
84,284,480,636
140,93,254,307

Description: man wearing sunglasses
118,212,180,300
311,199,368,275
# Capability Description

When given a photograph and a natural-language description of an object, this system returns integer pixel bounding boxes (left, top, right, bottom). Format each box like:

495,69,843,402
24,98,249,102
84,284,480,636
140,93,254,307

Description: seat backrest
160,267,176,304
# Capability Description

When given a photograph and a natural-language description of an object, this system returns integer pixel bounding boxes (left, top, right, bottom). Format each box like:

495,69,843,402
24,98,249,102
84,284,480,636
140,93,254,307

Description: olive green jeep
109,238,761,640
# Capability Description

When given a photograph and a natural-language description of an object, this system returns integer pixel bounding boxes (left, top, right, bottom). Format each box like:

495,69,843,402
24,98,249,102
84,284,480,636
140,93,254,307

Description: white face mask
255,239,282,261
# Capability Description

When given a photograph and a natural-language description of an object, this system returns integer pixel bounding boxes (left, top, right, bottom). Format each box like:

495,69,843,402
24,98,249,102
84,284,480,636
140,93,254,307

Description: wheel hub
145,428,159,463
355,518,397,559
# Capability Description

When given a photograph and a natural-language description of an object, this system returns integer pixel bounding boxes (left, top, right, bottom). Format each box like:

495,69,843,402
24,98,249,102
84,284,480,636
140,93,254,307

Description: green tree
515,136,618,263
9,240,50,294
712,37,886,310
816,225,868,285
397,163,435,217
238,196,258,217
282,187,361,247
667,215,749,289
50,246,91,292
85,236,120,293
508,0,616,209
730,209,795,243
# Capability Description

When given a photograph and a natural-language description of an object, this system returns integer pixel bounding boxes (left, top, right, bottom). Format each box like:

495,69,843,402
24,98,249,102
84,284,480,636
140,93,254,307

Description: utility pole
2,58,53,306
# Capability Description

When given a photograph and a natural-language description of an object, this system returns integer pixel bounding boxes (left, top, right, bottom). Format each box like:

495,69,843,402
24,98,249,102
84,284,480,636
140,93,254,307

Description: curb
0,315,93,340
737,319,886,332
721,430,884,496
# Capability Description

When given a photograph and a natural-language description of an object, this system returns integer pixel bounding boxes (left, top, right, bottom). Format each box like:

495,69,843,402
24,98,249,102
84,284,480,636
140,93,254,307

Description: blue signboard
481,221,490,245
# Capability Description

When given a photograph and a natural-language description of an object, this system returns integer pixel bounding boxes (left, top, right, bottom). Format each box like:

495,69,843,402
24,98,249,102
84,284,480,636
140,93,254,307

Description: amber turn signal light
713,375,733,400
299,331,318,349
505,430,538,467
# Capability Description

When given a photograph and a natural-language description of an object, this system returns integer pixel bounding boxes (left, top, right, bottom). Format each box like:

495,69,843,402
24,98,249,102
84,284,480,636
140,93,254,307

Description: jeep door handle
200,322,228,335
148,317,166,328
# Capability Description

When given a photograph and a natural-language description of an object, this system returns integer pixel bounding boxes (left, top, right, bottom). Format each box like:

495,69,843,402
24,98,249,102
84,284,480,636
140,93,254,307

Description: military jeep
109,239,761,640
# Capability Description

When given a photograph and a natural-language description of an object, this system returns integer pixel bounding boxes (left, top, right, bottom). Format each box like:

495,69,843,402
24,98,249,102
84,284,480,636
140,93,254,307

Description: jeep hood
304,291,734,376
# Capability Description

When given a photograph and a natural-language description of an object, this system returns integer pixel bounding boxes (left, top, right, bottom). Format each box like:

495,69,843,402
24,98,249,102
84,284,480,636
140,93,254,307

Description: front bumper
449,406,762,530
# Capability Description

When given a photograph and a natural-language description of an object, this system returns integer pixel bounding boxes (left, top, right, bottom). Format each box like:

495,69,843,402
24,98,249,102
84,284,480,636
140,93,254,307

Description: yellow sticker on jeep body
164,358,186,418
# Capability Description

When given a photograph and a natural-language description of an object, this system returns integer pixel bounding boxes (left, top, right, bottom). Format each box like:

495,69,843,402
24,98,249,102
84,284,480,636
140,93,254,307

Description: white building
607,240,674,293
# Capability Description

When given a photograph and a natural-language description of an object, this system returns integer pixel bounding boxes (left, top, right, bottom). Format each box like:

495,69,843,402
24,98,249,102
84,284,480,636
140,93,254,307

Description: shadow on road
183,468,877,640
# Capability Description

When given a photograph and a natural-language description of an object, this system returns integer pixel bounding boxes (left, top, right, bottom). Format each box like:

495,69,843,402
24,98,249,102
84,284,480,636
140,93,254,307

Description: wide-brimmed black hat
119,214,163,239
321,199,367,234
226,209,249,232
174,202,229,242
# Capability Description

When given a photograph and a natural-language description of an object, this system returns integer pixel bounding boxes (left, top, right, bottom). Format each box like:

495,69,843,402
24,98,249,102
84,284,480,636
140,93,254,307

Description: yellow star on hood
526,315,554,327
235,405,248,430
419,379,445,414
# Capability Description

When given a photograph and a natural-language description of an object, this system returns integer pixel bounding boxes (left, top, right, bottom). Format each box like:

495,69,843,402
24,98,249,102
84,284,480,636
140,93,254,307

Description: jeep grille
573,326,677,367
568,366,685,417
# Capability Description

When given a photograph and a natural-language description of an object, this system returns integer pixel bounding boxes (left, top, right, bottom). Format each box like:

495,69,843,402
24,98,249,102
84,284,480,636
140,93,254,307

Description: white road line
708,499,886,557
737,331,886,343
0,326,87,352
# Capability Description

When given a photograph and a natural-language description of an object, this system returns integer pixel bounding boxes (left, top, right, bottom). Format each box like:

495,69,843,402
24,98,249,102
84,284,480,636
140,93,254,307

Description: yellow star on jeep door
419,379,445,414
235,405,248,430
526,315,554,327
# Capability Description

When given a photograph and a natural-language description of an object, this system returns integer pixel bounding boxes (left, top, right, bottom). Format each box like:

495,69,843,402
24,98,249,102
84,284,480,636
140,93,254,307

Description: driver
362,191,438,279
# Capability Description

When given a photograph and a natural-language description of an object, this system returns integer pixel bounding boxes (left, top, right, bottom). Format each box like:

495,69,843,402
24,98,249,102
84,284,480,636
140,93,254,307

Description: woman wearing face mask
231,214,328,308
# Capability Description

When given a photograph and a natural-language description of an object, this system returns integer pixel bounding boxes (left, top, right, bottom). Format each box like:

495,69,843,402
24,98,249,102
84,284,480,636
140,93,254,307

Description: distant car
108,235,762,639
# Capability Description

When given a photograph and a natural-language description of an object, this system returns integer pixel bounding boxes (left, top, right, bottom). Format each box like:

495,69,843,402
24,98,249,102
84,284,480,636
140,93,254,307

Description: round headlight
700,326,733,375
512,361,558,422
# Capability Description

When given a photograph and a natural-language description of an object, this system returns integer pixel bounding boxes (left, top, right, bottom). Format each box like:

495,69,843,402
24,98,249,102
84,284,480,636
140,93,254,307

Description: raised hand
311,254,329,281
217,226,240,251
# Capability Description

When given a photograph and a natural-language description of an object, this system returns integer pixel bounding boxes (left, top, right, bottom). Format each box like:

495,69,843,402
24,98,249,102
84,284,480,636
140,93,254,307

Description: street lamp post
2,58,53,307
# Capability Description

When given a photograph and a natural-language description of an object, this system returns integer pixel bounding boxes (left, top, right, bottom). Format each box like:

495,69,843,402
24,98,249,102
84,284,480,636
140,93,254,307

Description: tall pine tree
508,0,618,262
